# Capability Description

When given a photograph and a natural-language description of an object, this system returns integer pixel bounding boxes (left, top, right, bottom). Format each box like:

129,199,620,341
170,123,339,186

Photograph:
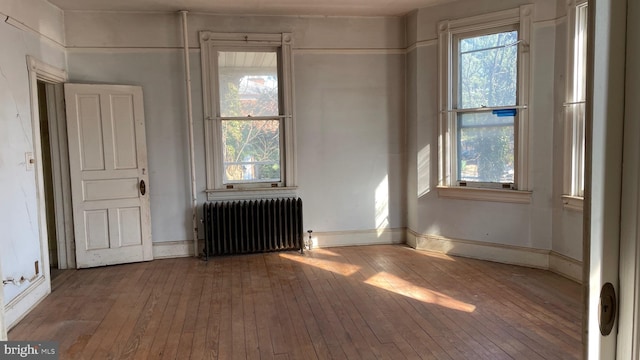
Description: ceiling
47,0,454,17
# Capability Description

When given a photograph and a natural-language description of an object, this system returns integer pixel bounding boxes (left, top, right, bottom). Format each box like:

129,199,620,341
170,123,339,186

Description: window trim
563,0,588,210
438,6,532,198
200,32,297,194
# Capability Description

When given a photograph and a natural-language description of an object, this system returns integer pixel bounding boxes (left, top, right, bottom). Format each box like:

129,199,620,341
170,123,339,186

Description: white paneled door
65,84,152,268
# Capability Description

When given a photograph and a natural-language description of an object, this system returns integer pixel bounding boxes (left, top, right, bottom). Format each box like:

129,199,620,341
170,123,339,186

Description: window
201,33,296,198
438,6,532,201
563,1,587,208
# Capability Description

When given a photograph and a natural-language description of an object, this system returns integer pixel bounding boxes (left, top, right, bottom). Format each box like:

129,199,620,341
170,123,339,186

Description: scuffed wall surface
0,7,66,305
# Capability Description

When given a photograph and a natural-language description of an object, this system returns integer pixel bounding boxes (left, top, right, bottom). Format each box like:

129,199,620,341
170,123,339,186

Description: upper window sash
438,5,532,191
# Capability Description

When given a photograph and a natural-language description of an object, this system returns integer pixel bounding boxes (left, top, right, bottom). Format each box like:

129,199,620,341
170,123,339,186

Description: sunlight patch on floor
364,271,476,312
279,253,361,276
307,248,341,257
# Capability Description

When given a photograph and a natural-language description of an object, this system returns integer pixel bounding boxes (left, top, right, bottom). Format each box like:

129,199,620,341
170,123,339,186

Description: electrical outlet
25,152,35,171
35,260,39,276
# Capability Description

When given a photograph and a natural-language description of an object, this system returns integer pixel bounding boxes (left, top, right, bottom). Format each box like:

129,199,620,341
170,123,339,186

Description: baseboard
5,276,50,330
312,228,405,248
407,230,550,269
152,240,195,259
549,251,583,283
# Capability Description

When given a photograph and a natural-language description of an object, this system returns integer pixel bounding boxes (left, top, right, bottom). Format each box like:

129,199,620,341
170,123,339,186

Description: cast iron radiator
203,198,304,258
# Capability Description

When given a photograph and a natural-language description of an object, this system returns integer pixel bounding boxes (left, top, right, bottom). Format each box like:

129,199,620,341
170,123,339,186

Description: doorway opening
36,81,65,280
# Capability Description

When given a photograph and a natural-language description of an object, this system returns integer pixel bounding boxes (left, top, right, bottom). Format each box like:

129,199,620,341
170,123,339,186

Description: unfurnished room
1,0,639,359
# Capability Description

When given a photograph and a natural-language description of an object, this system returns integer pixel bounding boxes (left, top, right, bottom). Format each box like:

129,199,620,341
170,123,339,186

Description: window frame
200,32,297,199
438,6,532,202
563,0,588,211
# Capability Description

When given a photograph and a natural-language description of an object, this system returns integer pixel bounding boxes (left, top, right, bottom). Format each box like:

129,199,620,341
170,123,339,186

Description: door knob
140,179,146,196
599,282,617,336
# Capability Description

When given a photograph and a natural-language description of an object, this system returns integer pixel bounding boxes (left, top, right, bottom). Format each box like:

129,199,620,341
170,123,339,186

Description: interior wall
406,0,583,266
0,0,66,305
65,12,407,248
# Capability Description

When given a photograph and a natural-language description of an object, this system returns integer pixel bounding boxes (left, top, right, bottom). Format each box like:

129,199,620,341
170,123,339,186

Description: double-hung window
201,32,296,198
438,6,532,201
563,1,587,210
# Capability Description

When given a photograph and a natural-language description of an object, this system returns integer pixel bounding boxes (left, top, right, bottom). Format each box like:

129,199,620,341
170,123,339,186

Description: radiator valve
306,230,313,251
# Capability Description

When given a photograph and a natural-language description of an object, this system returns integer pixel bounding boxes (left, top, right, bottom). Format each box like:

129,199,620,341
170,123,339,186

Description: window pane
574,4,588,102
218,51,279,117
222,120,281,183
458,113,514,183
459,30,518,109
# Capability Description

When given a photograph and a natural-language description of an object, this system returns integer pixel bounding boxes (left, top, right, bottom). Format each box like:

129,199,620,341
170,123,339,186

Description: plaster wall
0,0,66,311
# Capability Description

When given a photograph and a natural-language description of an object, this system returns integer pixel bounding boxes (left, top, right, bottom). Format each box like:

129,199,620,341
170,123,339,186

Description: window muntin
216,50,283,185
452,27,519,187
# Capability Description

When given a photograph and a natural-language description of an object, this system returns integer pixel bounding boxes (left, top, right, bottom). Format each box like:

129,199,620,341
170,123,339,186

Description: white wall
551,4,583,262
406,0,583,272
0,0,66,316
65,12,407,249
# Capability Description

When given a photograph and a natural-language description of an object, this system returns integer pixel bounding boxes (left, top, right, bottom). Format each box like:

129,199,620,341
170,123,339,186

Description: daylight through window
438,6,531,195
455,29,518,185
200,32,296,194
218,51,282,184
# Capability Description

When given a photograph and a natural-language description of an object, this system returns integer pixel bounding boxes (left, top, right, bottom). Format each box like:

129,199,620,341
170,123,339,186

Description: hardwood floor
9,245,582,359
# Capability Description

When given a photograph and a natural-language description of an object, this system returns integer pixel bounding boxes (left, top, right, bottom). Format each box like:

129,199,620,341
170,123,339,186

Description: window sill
437,186,532,204
206,187,298,201
562,195,584,212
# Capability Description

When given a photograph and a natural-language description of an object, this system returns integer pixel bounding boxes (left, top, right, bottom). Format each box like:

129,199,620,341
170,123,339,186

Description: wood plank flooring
9,245,583,359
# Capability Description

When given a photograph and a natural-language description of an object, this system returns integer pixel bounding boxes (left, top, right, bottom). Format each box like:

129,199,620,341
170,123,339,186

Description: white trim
152,241,196,259
200,32,297,193
4,276,49,329
533,16,567,28
312,228,405,248
549,251,583,283
407,230,549,269
562,195,584,211
14,56,67,330
27,56,67,83
438,5,532,192
293,48,405,55
0,256,5,340
66,47,201,53
206,187,297,201
563,1,587,199
1,14,66,50
45,83,75,269
618,0,640,356
437,186,532,204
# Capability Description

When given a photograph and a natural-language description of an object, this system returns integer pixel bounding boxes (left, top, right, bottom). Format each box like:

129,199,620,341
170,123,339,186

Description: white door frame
585,0,627,358
27,56,74,270
5,56,68,329
0,254,6,341
618,0,640,357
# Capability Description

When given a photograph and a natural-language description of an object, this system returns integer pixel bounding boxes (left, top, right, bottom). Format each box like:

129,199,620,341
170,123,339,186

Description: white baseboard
407,230,583,283
150,228,404,258
549,251,583,283
312,228,405,248
5,276,51,330
407,230,549,269
152,240,195,259
150,232,582,283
